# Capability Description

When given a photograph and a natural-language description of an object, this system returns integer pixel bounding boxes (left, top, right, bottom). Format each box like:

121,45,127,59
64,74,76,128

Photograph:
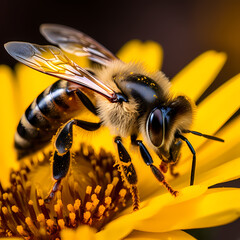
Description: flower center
0,144,131,239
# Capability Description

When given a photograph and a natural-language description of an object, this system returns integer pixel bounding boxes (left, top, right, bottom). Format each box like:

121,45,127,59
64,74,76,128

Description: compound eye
147,108,164,147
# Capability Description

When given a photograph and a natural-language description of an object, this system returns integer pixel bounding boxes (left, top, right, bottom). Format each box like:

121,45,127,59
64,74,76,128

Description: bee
5,24,224,211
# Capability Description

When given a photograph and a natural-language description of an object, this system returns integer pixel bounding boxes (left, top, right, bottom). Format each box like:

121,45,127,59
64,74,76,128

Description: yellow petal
16,64,56,111
197,157,240,187
117,40,163,72
97,186,207,240
197,115,240,168
134,188,240,232
0,65,18,186
171,51,226,101
185,74,240,155
125,230,196,240
61,225,96,240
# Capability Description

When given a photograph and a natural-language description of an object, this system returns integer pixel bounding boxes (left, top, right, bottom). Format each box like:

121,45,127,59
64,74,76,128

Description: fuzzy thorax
95,60,171,137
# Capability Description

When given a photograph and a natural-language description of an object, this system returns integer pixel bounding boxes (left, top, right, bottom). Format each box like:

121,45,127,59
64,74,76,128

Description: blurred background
0,0,239,239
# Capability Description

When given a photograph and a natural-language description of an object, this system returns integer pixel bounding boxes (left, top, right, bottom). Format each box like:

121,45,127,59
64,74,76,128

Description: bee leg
76,89,97,115
134,139,178,197
45,119,101,202
55,119,101,155
45,150,71,203
114,136,140,211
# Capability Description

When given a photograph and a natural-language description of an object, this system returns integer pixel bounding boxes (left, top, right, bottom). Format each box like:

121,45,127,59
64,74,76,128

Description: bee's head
145,95,193,162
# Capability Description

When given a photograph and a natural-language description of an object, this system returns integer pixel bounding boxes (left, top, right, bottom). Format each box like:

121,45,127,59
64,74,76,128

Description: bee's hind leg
45,119,101,203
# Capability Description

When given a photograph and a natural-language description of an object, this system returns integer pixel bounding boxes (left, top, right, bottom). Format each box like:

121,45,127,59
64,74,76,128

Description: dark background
0,0,239,239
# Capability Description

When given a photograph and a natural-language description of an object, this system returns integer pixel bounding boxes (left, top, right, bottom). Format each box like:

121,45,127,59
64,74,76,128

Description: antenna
182,130,224,142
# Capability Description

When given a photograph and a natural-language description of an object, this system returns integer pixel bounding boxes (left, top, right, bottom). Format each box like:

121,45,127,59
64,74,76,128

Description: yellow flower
0,38,239,240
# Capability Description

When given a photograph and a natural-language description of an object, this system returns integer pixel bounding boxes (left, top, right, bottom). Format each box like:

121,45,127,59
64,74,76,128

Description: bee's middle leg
45,119,101,202
114,136,140,211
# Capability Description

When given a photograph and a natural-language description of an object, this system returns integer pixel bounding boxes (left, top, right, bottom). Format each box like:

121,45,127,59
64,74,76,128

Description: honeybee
5,24,223,211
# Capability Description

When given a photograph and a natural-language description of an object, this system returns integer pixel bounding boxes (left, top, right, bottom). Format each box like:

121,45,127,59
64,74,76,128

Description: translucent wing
40,24,117,65
5,42,117,101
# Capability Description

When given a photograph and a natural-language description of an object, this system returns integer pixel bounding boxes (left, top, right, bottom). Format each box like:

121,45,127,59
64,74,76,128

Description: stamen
27,200,37,222
17,225,29,237
67,203,75,213
74,199,81,211
83,211,91,224
58,219,65,230
0,145,131,238
46,218,55,232
11,205,26,223
105,184,113,197
94,185,102,195
25,217,40,237
37,213,46,225
69,212,76,226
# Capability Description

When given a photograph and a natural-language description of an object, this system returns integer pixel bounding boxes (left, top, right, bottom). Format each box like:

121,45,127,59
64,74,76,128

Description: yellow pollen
25,217,32,226
58,219,65,229
11,205,19,213
38,199,44,206
57,199,63,208
85,202,93,211
91,193,97,201
46,219,54,228
105,197,112,206
97,205,106,216
67,203,74,212
37,213,45,223
17,225,28,236
112,177,119,186
3,193,8,200
2,206,8,215
69,212,76,225
69,212,76,220
94,185,101,194
54,203,61,213
83,211,91,223
105,184,113,197
74,199,81,210
119,189,127,198
28,200,33,205
92,198,99,208
86,186,92,195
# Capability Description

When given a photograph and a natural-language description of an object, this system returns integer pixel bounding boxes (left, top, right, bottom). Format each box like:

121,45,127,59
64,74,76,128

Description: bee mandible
5,24,224,211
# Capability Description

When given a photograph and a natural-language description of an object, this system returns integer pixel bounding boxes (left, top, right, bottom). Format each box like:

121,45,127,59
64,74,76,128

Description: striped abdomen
15,80,84,159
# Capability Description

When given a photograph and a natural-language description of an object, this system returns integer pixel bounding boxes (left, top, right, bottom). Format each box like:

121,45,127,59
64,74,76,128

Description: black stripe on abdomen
15,80,83,158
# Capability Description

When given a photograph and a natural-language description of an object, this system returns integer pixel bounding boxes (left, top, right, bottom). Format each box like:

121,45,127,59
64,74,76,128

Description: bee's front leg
45,119,101,203
131,137,178,197
114,136,140,211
